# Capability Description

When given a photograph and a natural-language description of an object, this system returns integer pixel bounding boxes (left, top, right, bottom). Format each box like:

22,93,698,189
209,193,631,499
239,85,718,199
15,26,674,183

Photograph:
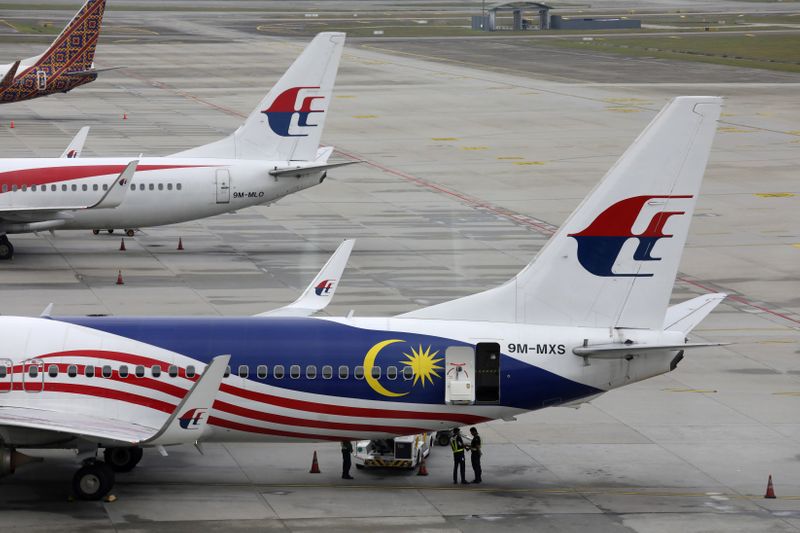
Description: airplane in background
0,32,353,259
0,97,726,500
0,0,112,104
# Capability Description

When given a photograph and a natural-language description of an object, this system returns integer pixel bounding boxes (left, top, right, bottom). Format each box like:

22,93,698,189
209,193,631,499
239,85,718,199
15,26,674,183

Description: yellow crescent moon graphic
364,339,408,398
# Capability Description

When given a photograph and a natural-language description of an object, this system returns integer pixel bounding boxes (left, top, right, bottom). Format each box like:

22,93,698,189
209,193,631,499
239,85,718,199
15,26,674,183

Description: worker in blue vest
450,427,468,484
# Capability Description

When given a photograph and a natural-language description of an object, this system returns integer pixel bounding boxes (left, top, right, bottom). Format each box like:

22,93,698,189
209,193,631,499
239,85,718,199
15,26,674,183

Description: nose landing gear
72,460,115,501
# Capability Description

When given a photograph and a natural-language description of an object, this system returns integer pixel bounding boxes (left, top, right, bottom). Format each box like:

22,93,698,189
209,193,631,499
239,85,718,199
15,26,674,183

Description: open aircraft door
215,169,230,204
22,359,44,393
445,347,475,405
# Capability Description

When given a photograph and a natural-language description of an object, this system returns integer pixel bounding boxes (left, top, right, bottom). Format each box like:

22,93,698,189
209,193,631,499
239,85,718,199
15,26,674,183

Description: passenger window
85,365,95,378
158,183,163,191
140,184,145,191
322,365,333,379
223,365,231,378
306,365,317,379
31,185,37,191
186,365,196,378
177,183,182,190
48,365,58,378
354,366,364,380
1,185,6,193
403,366,413,380
71,184,77,191
151,365,161,378
82,184,88,191
21,185,26,191
103,184,108,191
135,365,145,378
238,365,249,378
257,365,268,379
28,366,38,378
119,365,129,378
290,365,301,379
387,366,398,380
168,365,179,378
371,366,381,379
130,184,135,191
167,183,173,191
149,184,154,191
67,365,77,378
273,365,285,379
0,366,6,378
102,365,112,378
11,185,17,192
93,184,99,191
62,185,67,191
51,185,56,191
338,365,349,379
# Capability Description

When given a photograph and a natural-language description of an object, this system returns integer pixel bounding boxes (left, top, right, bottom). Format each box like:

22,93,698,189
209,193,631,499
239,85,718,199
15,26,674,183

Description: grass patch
541,33,800,73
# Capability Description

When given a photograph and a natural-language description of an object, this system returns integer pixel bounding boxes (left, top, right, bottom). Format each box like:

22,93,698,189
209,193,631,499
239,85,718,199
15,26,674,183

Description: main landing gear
0,235,14,260
71,447,143,501
91,229,137,237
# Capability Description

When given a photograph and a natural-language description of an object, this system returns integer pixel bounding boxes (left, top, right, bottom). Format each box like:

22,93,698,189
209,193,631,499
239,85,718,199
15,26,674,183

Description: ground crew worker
469,427,482,483
450,427,468,484
341,440,354,479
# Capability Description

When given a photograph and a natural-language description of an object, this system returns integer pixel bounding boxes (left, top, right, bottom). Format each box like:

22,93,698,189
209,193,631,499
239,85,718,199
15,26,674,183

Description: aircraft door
215,169,230,204
36,70,47,90
22,359,44,393
0,359,11,393
445,346,475,405
475,343,500,403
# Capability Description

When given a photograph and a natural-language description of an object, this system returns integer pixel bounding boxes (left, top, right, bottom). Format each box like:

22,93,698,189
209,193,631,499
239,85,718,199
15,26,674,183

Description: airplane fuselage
0,315,683,448
0,157,325,233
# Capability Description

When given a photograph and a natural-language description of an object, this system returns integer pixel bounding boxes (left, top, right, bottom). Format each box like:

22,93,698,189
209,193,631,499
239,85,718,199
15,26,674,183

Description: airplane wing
0,160,137,221
0,60,20,89
60,126,90,158
269,160,362,179
0,355,229,446
257,239,355,317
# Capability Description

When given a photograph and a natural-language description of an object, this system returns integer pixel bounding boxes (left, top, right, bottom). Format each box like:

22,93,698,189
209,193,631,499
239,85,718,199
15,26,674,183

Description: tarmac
0,4,799,532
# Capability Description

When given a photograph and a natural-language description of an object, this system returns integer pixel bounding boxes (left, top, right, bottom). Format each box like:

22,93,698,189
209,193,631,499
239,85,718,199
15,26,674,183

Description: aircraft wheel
92,229,100,235
0,236,14,260
72,461,115,501
124,229,135,237
104,446,143,473
107,229,114,234
437,432,450,447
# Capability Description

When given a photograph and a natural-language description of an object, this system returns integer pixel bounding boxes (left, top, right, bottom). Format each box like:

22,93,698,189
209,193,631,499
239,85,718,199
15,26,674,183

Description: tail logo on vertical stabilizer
261,86,324,137
568,195,692,277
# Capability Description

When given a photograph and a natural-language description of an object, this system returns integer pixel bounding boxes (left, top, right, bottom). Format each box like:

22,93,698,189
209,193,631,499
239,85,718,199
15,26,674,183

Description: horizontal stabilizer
573,342,726,359
269,159,361,178
143,355,229,446
258,239,355,317
0,60,20,88
63,66,123,77
663,293,726,333
61,126,90,158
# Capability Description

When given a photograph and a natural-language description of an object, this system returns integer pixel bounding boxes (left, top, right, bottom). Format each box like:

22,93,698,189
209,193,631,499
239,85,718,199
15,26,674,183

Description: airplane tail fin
401,97,722,330
33,0,106,74
174,32,345,161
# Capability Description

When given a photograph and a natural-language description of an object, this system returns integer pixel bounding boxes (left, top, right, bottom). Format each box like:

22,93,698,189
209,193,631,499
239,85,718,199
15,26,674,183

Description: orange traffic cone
119,238,126,251
116,270,124,285
417,457,429,476
177,237,184,251
9,120,14,129
765,474,776,499
309,450,321,473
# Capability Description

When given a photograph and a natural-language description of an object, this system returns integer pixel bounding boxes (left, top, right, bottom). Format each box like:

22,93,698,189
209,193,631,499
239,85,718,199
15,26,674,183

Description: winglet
0,60,20,89
61,126,90,158
142,354,230,446
258,239,355,317
88,160,137,209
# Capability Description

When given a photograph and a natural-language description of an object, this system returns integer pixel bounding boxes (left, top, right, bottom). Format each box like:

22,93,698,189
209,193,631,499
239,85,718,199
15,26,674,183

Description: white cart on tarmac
353,433,434,469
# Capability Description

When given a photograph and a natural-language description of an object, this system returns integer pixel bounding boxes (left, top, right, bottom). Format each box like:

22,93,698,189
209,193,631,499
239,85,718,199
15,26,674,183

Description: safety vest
450,436,464,453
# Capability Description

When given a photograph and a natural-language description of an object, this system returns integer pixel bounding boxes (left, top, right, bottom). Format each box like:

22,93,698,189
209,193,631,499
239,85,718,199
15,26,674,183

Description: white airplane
0,97,726,500
0,32,351,259
0,0,112,104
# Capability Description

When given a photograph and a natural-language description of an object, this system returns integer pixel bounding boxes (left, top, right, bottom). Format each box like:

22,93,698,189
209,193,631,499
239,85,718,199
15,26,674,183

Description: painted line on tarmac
119,69,800,329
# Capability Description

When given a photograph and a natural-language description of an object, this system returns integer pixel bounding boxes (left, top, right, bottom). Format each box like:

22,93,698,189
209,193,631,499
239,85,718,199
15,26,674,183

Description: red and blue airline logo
178,408,207,430
568,195,692,277
314,279,335,296
262,86,324,137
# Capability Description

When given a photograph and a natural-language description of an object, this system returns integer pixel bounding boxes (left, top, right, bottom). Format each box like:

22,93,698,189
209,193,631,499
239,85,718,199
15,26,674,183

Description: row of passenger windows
0,183,182,193
3,364,414,381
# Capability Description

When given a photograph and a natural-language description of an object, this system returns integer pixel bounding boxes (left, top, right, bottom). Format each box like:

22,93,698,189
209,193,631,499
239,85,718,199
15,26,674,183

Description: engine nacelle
0,444,41,477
